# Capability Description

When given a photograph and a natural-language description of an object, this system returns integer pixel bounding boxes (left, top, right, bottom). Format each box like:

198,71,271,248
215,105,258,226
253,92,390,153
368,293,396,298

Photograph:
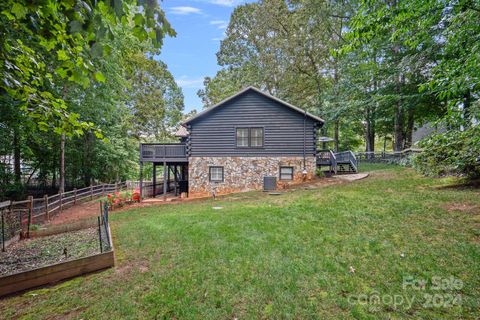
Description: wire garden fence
1,182,127,252
0,201,113,277
97,202,112,253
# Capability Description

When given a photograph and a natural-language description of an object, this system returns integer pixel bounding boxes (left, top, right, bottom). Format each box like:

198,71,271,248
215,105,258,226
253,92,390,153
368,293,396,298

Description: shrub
413,125,480,178
316,168,325,177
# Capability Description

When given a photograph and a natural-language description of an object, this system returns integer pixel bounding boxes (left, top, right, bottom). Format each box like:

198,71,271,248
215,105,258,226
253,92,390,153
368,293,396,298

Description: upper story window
250,128,264,147
236,128,249,147
236,127,264,148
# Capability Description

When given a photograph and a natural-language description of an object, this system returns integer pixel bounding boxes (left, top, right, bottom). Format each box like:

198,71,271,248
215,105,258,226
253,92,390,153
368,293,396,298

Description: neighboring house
139,86,324,198
412,122,446,145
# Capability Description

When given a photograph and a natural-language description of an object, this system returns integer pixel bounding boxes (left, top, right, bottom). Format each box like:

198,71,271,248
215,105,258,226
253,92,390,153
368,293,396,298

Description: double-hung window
279,166,294,180
236,127,264,147
209,166,224,182
250,128,263,147
236,128,250,147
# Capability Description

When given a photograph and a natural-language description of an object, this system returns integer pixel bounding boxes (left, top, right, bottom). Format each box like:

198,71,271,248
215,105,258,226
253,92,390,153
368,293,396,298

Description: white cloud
208,0,236,6
176,76,204,89
169,6,202,15
210,20,228,29
211,37,224,41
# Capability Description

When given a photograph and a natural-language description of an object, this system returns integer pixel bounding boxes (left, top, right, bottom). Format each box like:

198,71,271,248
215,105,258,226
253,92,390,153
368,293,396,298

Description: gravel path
0,228,99,276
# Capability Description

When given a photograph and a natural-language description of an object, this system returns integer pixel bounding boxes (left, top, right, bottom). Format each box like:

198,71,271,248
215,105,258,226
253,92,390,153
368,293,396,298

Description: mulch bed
0,228,99,277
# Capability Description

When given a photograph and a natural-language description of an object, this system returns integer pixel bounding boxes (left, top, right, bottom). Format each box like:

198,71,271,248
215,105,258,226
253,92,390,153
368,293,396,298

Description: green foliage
413,126,480,178
0,0,183,194
125,53,184,141
345,0,479,174
0,0,174,135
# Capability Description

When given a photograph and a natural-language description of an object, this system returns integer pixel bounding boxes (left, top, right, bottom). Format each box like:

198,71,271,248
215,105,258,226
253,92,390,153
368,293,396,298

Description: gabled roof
182,86,324,126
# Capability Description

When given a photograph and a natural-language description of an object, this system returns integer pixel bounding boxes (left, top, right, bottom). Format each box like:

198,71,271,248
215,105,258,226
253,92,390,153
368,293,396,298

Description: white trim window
209,166,224,182
250,128,264,147
236,128,249,147
279,166,294,180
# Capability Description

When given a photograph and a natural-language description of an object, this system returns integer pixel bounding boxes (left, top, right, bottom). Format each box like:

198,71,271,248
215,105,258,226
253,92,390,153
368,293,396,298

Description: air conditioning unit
263,176,277,191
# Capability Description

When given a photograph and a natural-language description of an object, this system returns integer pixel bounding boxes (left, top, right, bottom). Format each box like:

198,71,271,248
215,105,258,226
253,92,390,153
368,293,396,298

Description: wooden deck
316,150,358,173
140,143,188,163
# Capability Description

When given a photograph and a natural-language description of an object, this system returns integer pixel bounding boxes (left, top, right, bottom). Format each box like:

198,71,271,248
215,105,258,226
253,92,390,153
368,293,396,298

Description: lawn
1,164,479,319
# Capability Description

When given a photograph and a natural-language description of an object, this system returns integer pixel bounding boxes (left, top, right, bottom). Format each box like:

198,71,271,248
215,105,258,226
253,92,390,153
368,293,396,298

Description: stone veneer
188,156,316,198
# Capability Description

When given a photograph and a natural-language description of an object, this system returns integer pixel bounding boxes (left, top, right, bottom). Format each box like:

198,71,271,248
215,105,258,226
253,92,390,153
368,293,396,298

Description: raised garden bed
0,225,114,297
0,228,98,276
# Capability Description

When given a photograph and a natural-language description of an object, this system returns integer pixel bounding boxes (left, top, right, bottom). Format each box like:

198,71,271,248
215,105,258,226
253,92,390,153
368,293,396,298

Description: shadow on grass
435,179,480,190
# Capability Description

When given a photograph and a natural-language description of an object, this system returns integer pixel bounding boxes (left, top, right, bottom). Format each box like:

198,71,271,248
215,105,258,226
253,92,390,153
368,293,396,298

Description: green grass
1,164,479,319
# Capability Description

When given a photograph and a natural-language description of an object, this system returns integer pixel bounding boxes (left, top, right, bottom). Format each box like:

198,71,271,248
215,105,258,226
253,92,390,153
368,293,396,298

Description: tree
346,0,479,176
0,0,184,198
0,0,174,133
126,54,184,141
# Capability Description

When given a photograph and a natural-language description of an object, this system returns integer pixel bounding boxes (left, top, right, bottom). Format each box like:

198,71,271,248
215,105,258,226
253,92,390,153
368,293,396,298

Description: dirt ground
0,227,99,276
47,200,104,226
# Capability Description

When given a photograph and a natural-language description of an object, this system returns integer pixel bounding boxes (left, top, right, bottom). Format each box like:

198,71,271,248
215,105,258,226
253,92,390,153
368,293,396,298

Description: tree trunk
83,133,92,187
367,59,378,155
391,0,404,152
51,154,57,189
59,85,68,193
333,58,340,153
13,127,21,183
59,133,65,193
404,107,414,149
394,106,404,152
365,106,375,153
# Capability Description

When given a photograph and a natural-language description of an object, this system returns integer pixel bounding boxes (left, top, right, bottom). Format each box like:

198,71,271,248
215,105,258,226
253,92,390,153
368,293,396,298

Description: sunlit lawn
1,164,479,319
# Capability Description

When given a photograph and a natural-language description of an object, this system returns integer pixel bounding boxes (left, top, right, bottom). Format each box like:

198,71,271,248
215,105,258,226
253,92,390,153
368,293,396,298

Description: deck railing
335,151,358,171
316,150,337,173
140,143,187,162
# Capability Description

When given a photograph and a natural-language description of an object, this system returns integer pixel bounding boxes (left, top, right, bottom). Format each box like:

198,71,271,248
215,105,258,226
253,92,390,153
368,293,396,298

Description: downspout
303,110,307,174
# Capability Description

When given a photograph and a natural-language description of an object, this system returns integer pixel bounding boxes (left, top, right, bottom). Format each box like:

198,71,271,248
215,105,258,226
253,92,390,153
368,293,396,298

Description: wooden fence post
90,185,93,200
44,195,49,221
114,182,117,192
59,192,63,213
102,184,105,197
74,188,77,205
28,196,33,226
8,201,13,230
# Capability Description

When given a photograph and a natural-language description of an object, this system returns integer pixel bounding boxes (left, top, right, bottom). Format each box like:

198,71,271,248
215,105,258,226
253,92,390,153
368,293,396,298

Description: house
139,86,325,199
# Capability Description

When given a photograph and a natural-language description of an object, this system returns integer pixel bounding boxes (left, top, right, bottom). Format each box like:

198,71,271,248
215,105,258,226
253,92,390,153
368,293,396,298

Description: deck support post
152,163,157,198
139,161,143,200
174,165,178,196
167,165,171,193
163,161,167,201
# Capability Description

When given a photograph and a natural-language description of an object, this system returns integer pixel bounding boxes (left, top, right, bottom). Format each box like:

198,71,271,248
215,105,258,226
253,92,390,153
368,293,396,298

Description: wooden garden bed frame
0,224,114,297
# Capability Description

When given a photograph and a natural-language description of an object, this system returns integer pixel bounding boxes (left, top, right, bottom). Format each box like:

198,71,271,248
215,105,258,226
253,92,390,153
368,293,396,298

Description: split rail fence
355,149,422,164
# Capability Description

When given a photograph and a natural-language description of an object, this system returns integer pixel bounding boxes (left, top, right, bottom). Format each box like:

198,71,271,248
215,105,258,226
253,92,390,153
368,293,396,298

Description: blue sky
159,0,252,113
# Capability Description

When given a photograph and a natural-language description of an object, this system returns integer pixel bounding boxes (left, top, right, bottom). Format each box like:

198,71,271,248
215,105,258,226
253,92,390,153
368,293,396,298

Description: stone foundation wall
188,156,316,198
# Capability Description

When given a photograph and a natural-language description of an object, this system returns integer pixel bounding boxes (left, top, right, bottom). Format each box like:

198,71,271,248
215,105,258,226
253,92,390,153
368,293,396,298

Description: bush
316,168,325,177
413,125,480,178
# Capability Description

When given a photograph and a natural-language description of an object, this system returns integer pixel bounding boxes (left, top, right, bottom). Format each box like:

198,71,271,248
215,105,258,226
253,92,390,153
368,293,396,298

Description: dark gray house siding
185,89,321,157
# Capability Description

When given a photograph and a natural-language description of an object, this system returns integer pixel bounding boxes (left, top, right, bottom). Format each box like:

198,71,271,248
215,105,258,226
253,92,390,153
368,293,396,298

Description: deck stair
316,150,358,174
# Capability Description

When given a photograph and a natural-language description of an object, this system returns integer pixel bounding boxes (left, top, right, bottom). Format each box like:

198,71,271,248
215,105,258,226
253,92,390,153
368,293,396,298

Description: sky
158,0,252,113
